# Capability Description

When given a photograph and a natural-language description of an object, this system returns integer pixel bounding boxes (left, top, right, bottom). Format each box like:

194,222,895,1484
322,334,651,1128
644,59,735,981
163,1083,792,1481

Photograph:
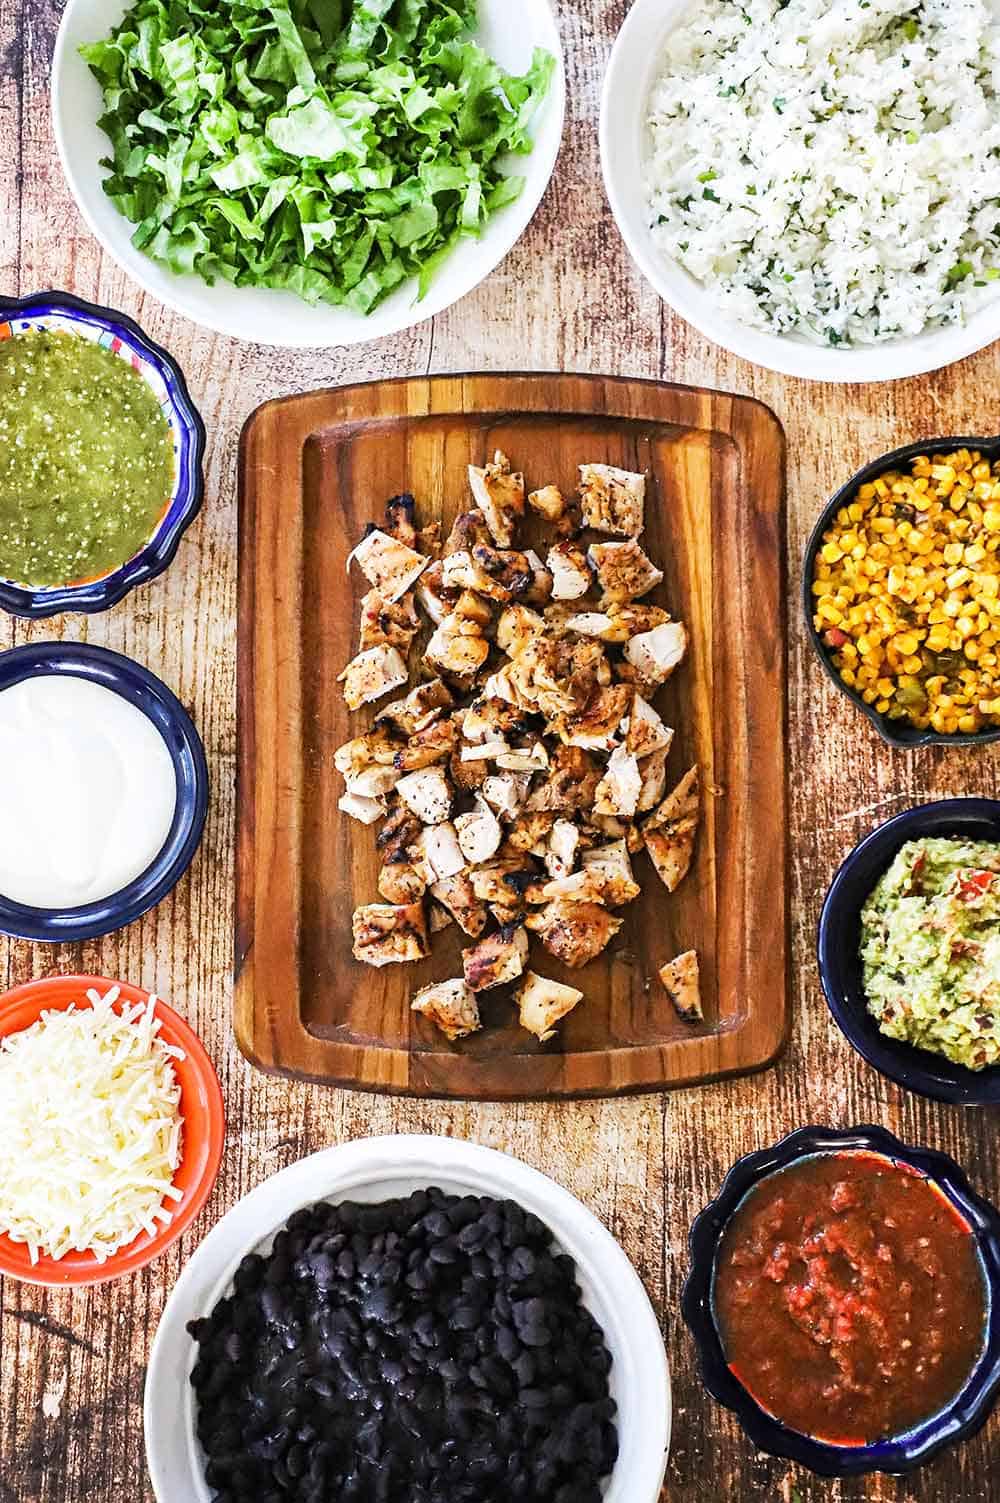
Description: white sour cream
0,674,177,908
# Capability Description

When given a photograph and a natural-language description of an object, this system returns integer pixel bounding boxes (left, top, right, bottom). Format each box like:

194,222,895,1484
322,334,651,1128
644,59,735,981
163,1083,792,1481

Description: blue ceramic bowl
803,433,1000,750
682,1124,1000,1477
0,290,205,618
818,797,1000,1105
0,642,209,942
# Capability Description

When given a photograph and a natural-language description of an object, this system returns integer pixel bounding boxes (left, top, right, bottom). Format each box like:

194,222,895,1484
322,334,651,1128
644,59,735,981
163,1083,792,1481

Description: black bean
189,1189,617,1503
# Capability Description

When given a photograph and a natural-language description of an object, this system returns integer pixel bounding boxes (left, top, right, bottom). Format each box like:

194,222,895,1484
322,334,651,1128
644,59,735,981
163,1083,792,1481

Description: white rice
645,0,1000,345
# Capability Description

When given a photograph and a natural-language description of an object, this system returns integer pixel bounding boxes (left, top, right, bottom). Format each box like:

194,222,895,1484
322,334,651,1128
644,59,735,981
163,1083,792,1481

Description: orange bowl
0,974,224,1287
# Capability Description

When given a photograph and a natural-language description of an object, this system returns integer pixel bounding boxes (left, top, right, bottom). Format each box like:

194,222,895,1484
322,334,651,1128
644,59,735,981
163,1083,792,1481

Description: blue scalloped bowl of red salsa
682,1125,1000,1476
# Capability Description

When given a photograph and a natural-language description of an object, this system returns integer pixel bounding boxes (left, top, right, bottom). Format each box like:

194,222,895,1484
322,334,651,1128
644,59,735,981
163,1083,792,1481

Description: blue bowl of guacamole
0,290,204,617
819,799,1000,1105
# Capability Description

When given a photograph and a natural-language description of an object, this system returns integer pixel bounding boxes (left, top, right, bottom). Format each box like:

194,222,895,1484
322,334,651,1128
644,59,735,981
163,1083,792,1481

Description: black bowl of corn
804,436,1000,750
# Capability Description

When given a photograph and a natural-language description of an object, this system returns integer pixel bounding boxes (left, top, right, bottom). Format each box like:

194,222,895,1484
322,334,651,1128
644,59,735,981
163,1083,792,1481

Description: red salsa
713,1151,987,1445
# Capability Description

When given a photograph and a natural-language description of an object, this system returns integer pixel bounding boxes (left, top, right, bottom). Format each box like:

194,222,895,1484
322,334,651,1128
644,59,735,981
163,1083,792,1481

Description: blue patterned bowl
682,1124,1000,1477
0,290,205,617
0,642,209,942
818,798,1000,1105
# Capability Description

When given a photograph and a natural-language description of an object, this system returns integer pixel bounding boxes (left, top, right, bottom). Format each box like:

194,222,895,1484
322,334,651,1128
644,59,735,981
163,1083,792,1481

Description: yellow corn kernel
821,542,844,564
958,713,979,732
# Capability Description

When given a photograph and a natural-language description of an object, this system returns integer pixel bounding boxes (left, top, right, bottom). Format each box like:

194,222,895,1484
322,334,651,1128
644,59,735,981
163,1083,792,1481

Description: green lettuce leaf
81,0,554,312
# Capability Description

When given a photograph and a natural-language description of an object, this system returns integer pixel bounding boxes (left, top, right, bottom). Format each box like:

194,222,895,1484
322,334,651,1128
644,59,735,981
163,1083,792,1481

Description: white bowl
52,1,565,348
144,1134,670,1501
600,0,1000,383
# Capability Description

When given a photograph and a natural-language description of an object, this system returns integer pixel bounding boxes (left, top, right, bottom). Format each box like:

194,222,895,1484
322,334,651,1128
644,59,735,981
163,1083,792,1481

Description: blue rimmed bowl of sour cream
0,642,208,941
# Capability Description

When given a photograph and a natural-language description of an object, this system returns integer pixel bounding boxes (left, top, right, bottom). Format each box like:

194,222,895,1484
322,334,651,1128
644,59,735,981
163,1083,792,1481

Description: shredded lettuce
81,0,554,312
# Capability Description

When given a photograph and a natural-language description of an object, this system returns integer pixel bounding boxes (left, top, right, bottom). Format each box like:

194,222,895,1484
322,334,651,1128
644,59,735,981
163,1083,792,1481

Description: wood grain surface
2,2,999,1500
236,373,787,1098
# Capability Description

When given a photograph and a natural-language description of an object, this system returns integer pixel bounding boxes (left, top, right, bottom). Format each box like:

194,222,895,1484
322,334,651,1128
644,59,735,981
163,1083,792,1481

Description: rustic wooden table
2,2,999,1500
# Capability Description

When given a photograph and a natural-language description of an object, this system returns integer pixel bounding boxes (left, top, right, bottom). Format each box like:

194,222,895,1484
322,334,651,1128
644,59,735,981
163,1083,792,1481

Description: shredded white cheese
0,986,185,1264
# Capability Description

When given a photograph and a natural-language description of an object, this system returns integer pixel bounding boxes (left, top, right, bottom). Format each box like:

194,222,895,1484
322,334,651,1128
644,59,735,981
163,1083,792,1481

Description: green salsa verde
0,328,174,587
860,837,1000,1070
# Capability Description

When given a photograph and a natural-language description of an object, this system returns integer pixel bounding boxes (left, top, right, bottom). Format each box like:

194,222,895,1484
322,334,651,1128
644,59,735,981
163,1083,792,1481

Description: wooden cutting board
235,373,787,1099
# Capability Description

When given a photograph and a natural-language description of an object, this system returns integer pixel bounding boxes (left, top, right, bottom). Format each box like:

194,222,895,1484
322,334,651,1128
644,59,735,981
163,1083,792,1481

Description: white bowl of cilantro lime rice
52,0,564,347
602,0,1000,382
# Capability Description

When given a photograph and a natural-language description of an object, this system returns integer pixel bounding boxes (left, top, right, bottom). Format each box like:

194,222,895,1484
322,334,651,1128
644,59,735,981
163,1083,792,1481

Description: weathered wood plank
2,0,1000,1499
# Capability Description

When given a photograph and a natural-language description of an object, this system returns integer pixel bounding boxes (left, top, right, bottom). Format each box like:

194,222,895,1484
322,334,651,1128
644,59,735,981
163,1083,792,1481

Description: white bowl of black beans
144,1135,671,1503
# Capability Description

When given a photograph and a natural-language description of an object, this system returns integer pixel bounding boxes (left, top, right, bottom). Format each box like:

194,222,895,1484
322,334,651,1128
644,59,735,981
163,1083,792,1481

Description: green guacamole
861,837,1000,1070
0,328,174,587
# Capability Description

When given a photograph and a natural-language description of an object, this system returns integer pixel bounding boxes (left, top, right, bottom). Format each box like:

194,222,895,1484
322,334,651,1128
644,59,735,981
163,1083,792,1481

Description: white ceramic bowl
600,0,1000,383
52,1,565,348
145,1135,670,1502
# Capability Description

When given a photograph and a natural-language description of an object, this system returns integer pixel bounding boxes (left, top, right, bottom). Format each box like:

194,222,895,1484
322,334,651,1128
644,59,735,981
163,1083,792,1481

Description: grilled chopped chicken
523,549,554,606
515,971,583,1041
338,645,410,710
504,810,555,854
565,604,671,644
659,950,702,1021
378,858,428,905
374,803,419,860
456,795,504,865
392,718,457,772
396,766,452,825
430,872,488,936
463,697,533,744
545,540,591,602
383,492,419,549
594,744,642,818
378,688,451,745
527,484,566,523
496,604,545,656
416,821,466,882
340,462,695,1007
352,901,429,966
626,695,673,759
562,684,632,752
481,665,520,704
444,510,494,557
453,589,493,627
450,743,489,792
334,727,401,777
589,539,664,603
544,839,640,907
469,858,543,907
496,739,549,773
350,528,429,602
343,764,403,800
469,544,535,602
442,547,532,603
526,900,623,968
428,902,455,933
468,451,525,547
358,589,421,652
414,558,458,624
623,621,688,692
578,463,646,538
411,977,481,1041
526,744,602,814
507,633,610,720
644,765,700,892
482,771,531,819
545,818,579,879
338,791,387,825
462,924,529,991
636,747,670,813
424,614,490,683
581,840,641,904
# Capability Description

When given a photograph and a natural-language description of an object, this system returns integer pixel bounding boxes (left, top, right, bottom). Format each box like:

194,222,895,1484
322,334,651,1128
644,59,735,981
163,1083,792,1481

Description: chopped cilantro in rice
645,0,1000,345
